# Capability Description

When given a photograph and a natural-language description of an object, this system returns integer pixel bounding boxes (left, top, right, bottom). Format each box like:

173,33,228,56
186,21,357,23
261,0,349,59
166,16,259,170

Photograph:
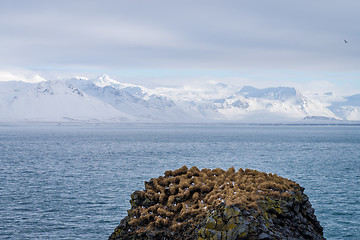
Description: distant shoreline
1,121,360,128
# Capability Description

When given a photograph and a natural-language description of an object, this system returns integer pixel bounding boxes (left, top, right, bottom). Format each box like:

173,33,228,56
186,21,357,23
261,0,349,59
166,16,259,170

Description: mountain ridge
1,75,359,123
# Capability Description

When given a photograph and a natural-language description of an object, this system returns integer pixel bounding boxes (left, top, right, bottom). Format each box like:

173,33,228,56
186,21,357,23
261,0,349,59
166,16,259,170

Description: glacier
0,74,359,123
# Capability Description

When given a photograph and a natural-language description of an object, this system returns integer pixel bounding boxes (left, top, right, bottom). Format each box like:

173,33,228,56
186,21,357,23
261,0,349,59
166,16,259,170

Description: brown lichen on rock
109,166,325,240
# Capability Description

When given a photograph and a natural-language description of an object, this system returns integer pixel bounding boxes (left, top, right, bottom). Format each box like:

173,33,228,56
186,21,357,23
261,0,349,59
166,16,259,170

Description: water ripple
0,124,359,239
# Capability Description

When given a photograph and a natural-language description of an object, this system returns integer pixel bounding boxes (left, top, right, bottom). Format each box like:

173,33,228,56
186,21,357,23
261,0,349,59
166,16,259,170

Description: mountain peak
93,74,121,88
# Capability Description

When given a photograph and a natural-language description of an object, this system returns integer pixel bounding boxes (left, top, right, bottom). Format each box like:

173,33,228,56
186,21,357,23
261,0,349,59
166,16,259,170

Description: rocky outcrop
109,166,325,240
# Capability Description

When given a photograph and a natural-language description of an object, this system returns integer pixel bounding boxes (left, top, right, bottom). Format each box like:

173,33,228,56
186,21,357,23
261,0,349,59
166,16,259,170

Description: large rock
109,166,325,240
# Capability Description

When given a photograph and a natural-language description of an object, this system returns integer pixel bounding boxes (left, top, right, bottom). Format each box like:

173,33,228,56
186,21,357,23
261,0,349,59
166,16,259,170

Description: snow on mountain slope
0,81,34,103
0,81,34,117
329,94,360,120
68,75,192,122
238,86,298,101
1,75,358,123
305,91,344,106
0,80,133,122
187,86,339,122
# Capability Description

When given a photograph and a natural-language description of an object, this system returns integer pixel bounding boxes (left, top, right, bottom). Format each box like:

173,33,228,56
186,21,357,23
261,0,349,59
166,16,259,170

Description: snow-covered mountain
0,80,133,122
329,94,360,121
68,74,192,122
184,86,339,122
0,75,359,123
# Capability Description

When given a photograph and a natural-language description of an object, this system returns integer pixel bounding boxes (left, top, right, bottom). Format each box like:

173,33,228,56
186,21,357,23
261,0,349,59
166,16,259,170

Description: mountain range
0,74,359,123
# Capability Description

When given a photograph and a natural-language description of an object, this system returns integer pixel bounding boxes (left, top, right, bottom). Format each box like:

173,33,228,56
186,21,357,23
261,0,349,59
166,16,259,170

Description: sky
0,0,359,94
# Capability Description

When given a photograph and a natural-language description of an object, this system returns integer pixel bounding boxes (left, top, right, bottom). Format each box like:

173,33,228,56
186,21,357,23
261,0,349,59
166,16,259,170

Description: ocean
0,124,359,239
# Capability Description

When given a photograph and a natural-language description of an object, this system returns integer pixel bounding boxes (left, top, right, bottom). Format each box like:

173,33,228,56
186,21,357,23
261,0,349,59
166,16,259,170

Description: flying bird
344,39,348,43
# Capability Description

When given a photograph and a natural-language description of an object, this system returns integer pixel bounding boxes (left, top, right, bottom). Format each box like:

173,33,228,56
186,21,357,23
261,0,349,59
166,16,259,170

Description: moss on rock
109,166,325,240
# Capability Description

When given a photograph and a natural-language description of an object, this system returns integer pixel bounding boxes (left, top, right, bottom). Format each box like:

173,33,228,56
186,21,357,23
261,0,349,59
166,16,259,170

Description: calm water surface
0,124,359,239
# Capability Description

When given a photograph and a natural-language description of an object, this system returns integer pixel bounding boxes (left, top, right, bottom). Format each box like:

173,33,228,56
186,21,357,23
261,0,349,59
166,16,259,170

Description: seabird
344,39,348,43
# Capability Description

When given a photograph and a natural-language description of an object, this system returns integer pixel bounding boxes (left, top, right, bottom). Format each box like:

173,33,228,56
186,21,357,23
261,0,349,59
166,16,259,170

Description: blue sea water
0,124,359,240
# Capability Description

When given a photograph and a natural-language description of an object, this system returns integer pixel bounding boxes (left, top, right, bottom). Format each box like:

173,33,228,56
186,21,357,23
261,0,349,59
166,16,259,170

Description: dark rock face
109,166,325,240
197,197,324,240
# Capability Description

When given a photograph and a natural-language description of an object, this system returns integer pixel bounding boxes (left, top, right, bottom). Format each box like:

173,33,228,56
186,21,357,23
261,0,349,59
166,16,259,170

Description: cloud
0,70,46,83
0,0,359,71
0,0,360,95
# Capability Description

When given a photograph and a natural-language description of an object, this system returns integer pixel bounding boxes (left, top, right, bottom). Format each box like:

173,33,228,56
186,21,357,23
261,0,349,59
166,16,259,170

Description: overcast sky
0,0,359,92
